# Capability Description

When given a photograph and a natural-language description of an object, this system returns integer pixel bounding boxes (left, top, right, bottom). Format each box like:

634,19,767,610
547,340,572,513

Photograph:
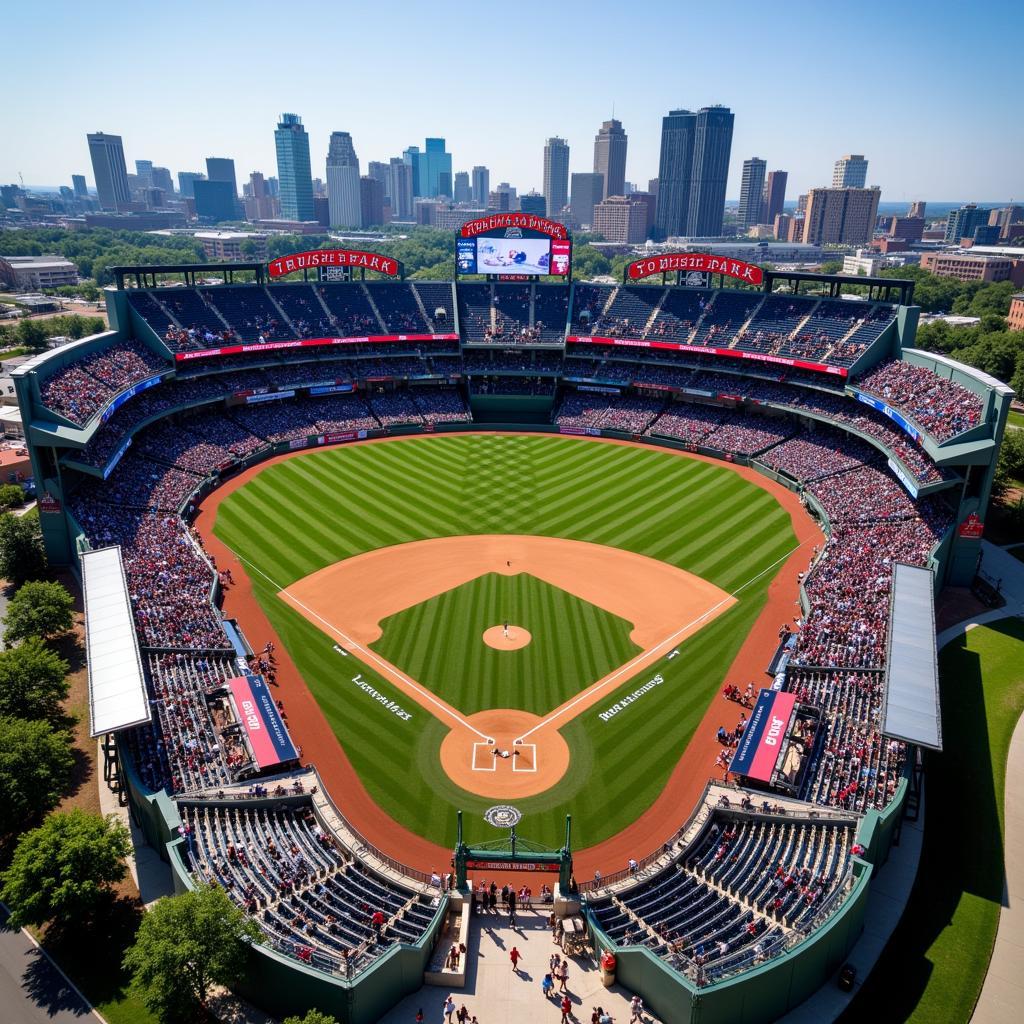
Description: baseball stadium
12,217,1013,1023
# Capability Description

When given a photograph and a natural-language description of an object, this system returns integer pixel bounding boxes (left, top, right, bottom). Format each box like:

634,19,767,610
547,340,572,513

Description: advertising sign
626,253,764,286
227,674,298,769
958,513,984,539
268,249,401,278
728,689,797,781
101,374,165,423
853,390,922,442
174,333,458,361
460,215,568,240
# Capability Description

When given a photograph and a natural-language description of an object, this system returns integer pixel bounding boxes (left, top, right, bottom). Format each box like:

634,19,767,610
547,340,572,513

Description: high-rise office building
360,176,385,227
177,171,205,200
944,203,989,243
990,205,1024,239
802,186,881,245
687,106,733,236
72,174,88,199
243,172,277,220
367,161,390,203
762,170,788,226
471,166,490,207
389,158,414,219
543,137,570,220
275,113,314,222
206,157,238,197
421,138,452,198
738,157,766,230
87,132,131,210
519,192,546,216
326,132,361,228
134,160,154,188
453,171,471,204
654,109,696,238
592,195,649,244
569,172,604,229
832,154,868,189
151,167,174,195
193,179,237,223
593,118,627,199
908,200,927,220
403,146,422,197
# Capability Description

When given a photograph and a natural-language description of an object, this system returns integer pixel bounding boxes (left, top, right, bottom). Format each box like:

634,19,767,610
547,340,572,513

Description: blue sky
5,0,1022,202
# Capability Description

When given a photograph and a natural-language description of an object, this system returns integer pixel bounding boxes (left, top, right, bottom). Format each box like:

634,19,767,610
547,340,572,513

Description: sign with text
460,215,568,240
174,333,457,361
227,674,298,769
958,513,984,539
268,249,402,278
728,689,797,782
627,253,764,286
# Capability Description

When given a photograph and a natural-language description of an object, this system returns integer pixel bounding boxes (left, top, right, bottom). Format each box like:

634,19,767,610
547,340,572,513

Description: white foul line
513,540,809,743
224,549,494,743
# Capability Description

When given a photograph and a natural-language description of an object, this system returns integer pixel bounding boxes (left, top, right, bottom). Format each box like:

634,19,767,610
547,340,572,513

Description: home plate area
471,740,538,773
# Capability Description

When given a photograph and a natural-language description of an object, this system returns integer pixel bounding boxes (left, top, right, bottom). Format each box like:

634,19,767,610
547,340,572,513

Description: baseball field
210,433,802,851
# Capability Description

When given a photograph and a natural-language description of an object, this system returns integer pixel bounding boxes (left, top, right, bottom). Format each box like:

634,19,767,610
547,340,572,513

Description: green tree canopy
0,715,74,835
0,512,47,585
0,636,69,722
3,579,75,645
283,1013,339,1024
0,484,24,511
124,884,261,1022
0,809,131,928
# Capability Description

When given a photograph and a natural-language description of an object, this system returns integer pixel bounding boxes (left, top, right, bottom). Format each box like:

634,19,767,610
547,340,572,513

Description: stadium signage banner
174,334,458,361
852,390,922,442
559,426,602,437
959,512,984,539
627,253,764,286
101,373,165,423
887,457,920,499
267,249,401,278
728,689,797,781
464,860,560,873
245,389,296,404
227,674,298,769
309,383,355,396
460,215,568,240
103,436,132,479
567,336,848,377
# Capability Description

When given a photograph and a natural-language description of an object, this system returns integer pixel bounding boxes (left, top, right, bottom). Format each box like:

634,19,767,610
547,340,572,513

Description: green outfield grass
214,434,798,849
371,572,641,715
838,618,1024,1024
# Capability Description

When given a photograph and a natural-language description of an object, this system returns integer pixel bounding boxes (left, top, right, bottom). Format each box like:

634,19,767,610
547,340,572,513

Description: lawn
214,434,797,849
371,572,641,715
838,618,1024,1024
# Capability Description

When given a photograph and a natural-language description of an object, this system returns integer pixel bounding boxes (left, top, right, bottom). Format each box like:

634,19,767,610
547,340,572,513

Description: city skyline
5,0,1022,204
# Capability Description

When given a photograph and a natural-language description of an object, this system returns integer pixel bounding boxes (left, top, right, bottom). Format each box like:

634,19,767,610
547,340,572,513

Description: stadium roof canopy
83,545,150,738
882,563,942,751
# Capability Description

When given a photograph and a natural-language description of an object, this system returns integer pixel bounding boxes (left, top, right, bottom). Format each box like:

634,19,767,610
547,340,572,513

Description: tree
0,484,24,511
0,636,69,721
3,579,75,645
283,1013,339,1024
124,884,261,1022
0,809,131,928
14,318,48,353
0,716,74,835
0,512,46,584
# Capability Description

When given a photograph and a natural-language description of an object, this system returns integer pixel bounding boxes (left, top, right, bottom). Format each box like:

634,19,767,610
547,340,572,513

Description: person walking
629,994,644,1022
443,995,456,1022
560,994,573,1022
510,945,523,973
558,957,569,992
542,972,555,999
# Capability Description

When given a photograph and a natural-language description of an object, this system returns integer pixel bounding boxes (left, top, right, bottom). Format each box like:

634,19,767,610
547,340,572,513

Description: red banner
460,214,568,240
958,513,984,539
627,253,764,285
227,675,298,769
268,249,401,278
173,333,458,362
566,336,847,377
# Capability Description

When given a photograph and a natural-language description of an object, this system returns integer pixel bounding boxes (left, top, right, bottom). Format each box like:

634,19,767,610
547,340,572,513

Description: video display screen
457,235,570,277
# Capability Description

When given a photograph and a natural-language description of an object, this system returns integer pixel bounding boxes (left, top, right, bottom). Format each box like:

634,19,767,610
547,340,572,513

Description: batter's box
471,742,498,771
511,743,537,772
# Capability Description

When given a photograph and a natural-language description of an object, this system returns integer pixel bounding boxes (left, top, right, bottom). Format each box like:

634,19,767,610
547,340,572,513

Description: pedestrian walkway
379,905,653,1024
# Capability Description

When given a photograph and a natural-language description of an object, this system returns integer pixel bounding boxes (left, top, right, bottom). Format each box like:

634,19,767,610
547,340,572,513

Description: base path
194,432,822,877
280,534,734,799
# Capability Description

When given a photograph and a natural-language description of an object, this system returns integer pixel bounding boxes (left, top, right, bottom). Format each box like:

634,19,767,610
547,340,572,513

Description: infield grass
838,618,1024,1024
215,434,798,848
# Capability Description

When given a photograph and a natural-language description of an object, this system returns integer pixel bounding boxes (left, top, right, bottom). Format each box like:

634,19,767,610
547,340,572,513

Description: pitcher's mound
483,625,531,650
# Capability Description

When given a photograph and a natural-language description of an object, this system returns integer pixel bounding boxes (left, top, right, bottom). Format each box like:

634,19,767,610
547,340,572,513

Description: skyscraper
360,176,385,228
206,157,238,196
87,132,130,210
832,154,868,189
134,160,154,188
944,203,989,244
177,171,205,200
453,171,471,204
520,192,546,216
543,137,570,220
326,132,362,229
193,179,237,223
802,186,881,245
738,158,766,230
593,118,627,199
389,158,413,219
72,174,88,199
151,167,174,195
909,200,927,219
654,110,697,238
471,166,490,207
403,146,422,197
653,106,733,238
275,113,314,222
687,106,734,236
762,170,788,226
422,138,452,198
569,172,604,229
